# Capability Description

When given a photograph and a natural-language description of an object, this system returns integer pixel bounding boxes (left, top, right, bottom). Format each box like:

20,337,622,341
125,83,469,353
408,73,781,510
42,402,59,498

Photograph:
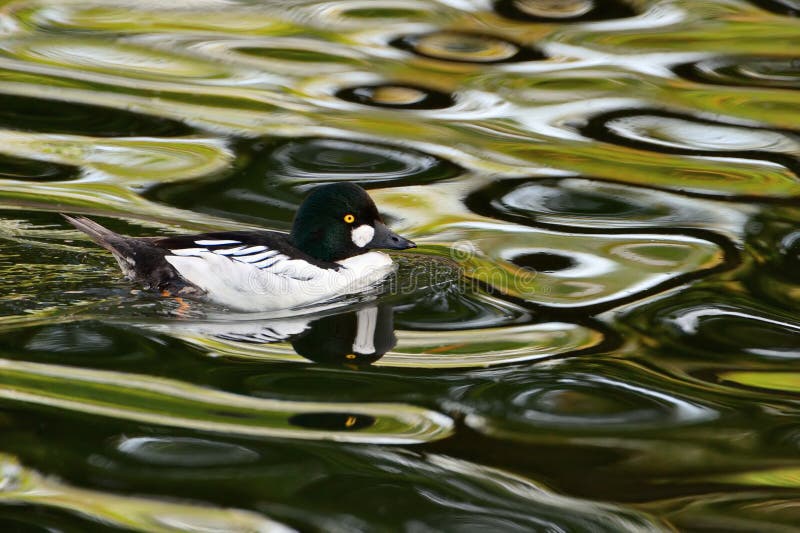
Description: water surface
1,0,800,530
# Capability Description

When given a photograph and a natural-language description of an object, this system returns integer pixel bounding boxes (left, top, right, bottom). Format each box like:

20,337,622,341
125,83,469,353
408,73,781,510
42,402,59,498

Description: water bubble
391,31,544,64
336,83,455,110
494,0,636,22
510,0,595,18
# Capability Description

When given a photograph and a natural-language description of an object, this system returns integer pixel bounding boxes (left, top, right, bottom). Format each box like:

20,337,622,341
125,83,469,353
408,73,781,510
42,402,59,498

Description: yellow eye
343,214,355,223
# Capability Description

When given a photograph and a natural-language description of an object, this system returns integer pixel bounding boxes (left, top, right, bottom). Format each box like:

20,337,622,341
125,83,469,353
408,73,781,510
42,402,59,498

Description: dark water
0,0,799,531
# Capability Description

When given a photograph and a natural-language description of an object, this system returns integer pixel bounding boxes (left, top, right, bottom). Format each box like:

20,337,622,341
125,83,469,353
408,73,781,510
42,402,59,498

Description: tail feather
62,214,191,291
62,214,143,279
62,214,122,253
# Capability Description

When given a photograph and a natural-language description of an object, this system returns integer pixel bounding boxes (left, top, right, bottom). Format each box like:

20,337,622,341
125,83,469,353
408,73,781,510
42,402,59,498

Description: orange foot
174,296,191,314
161,290,191,314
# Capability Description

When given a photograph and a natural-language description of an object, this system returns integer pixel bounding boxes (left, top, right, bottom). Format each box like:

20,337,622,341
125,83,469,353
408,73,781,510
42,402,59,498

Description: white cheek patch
351,224,375,248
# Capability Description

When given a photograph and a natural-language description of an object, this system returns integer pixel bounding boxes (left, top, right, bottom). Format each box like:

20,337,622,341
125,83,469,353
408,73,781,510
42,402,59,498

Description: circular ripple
623,291,800,362
185,37,366,75
335,83,455,109
391,254,532,331
466,178,749,231
0,322,162,365
270,138,461,184
675,56,800,90
463,371,716,434
581,109,800,177
601,113,797,153
390,31,544,64
114,436,260,467
393,290,531,331
505,181,651,219
494,0,637,22
0,93,192,137
0,38,244,83
150,137,461,225
307,72,510,119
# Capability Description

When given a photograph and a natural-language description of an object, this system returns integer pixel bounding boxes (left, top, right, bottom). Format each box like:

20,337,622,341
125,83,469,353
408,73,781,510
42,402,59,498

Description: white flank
165,250,394,312
351,224,375,248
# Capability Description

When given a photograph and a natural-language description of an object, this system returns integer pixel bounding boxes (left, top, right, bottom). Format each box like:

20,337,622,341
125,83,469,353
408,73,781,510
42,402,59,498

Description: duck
63,182,416,312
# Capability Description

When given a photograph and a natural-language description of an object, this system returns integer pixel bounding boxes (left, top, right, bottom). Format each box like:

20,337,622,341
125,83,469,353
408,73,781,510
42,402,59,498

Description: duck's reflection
189,304,396,366
291,305,395,365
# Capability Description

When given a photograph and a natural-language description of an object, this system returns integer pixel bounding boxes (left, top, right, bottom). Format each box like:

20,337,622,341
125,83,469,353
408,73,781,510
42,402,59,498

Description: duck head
290,182,416,262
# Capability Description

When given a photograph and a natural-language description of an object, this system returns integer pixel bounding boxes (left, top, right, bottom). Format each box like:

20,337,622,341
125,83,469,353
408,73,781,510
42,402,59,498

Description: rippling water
0,0,799,530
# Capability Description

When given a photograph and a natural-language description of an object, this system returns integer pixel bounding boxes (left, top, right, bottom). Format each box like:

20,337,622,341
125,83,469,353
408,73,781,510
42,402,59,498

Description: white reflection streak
587,375,718,424
576,3,687,32
433,0,491,11
513,98,644,142
673,308,800,336
607,116,800,153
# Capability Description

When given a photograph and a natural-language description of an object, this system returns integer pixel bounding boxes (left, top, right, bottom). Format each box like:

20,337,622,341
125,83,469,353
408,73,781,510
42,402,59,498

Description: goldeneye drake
63,183,415,312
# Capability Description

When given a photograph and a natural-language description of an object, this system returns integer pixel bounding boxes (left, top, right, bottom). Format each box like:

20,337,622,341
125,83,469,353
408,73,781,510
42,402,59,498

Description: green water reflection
1,0,800,530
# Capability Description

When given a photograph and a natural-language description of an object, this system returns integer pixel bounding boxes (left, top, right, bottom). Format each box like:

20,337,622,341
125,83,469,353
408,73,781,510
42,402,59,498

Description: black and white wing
172,240,293,272
152,231,343,311
156,231,337,276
